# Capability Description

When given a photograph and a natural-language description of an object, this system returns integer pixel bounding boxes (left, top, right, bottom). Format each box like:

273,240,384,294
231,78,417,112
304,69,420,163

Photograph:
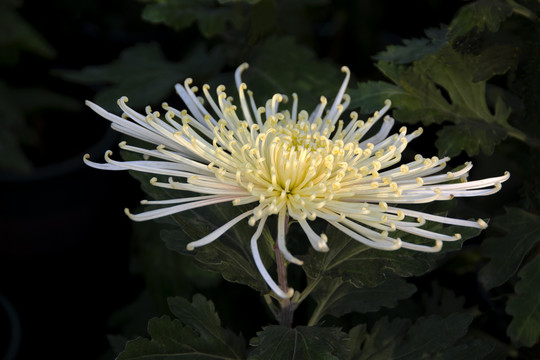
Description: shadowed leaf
58,42,224,111
348,314,494,360
506,255,540,347
479,207,540,290
118,294,245,359
310,277,416,320
248,325,348,360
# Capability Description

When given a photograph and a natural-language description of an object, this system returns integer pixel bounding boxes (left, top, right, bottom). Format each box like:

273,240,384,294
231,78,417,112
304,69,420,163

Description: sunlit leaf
117,294,246,360
351,44,521,156
248,325,348,360
506,255,540,347
479,207,540,290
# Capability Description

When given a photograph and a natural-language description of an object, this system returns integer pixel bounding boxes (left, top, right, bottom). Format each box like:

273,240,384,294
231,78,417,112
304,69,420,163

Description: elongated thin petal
250,216,294,299
187,210,253,250
86,63,510,297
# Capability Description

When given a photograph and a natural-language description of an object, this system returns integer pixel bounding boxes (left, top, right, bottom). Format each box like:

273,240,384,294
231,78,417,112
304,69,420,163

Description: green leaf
218,0,262,4
130,220,221,315
348,314,493,360
373,26,448,65
58,42,224,111
310,277,416,321
125,165,273,294
161,209,271,294
0,129,32,173
0,82,80,173
472,44,520,83
169,295,247,357
302,217,480,290
0,81,33,173
506,255,540,347
302,225,435,289
352,44,520,156
141,0,243,38
348,81,421,115
0,1,56,65
117,294,246,360
245,36,341,110
479,207,540,290
434,122,507,157
248,325,348,360
448,0,513,40
246,0,277,43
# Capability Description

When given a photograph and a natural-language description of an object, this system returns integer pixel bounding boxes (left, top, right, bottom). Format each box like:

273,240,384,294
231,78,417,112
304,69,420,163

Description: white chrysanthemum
84,63,509,299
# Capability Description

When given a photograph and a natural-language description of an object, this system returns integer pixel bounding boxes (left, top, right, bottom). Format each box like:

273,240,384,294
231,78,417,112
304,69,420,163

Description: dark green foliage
32,0,540,358
117,295,246,359
348,314,494,360
58,43,224,111
479,207,540,290
248,325,348,360
506,255,540,347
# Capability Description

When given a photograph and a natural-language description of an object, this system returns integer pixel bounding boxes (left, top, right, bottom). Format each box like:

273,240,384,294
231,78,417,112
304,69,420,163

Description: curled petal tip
186,244,195,251
124,208,134,219
319,242,330,252
477,219,488,229
285,288,294,299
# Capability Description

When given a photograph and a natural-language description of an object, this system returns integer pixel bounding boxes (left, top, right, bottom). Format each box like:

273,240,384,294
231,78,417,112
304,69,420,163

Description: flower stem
274,215,294,327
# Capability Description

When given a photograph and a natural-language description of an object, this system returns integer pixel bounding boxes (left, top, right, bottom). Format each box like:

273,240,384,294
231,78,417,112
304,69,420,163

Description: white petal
186,209,253,250
277,209,303,265
250,216,294,299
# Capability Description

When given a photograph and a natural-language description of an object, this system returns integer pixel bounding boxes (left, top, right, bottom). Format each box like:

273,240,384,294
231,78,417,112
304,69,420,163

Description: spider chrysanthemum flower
85,63,509,299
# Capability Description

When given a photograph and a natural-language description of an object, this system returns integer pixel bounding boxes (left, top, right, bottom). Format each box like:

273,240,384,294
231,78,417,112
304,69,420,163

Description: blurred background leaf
479,207,540,290
506,255,540,347
348,314,494,360
57,42,225,111
140,0,244,38
0,0,55,66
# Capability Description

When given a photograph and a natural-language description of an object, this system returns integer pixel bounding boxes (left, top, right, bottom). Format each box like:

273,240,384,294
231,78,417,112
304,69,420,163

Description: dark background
0,1,471,359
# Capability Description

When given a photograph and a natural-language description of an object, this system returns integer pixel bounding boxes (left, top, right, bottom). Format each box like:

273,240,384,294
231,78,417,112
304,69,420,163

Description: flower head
85,63,509,299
